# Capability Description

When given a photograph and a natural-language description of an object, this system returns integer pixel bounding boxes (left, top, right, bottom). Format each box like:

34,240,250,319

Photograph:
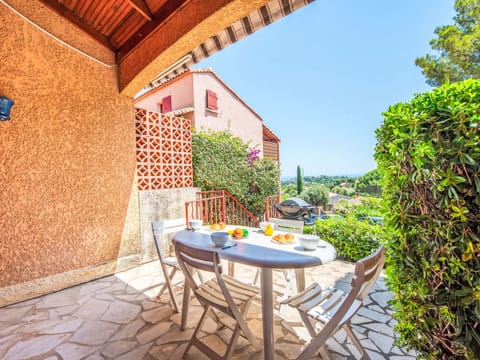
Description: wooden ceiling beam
127,0,152,21
116,0,189,62
38,0,115,51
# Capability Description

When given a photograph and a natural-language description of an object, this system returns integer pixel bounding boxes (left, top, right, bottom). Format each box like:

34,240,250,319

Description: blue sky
195,0,456,177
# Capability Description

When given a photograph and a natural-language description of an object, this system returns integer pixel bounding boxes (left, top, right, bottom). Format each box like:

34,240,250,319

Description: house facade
135,69,280,161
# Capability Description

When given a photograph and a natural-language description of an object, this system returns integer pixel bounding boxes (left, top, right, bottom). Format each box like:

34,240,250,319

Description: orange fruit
233,228,244,238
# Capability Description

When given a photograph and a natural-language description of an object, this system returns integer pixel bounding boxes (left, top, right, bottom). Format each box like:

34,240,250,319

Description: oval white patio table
172,227,337,360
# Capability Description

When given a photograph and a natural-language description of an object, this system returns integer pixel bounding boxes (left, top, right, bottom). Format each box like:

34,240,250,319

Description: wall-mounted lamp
0,96,14,121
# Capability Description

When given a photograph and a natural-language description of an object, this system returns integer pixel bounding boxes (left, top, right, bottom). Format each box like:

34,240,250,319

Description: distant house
134,68,280,162
326,192,360,212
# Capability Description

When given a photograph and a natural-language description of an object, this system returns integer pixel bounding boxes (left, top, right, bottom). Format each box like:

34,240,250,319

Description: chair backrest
310,246,385,338
174,241,223,292
269,218,304,234
354,246,386,301
327,246,386,326
152,218,186,259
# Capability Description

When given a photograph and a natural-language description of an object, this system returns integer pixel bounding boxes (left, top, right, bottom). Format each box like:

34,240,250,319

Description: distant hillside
282,175,358,187
281,170,382,198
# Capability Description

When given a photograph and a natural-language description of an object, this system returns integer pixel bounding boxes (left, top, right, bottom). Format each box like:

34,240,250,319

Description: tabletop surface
172,226,337,269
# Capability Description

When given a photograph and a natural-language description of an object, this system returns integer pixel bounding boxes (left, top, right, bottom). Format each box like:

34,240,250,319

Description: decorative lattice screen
135,108,193,190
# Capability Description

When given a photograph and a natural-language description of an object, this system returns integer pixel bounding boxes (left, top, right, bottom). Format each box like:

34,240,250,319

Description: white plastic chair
283,246,386,360
175,241,261,359
151,218,187,313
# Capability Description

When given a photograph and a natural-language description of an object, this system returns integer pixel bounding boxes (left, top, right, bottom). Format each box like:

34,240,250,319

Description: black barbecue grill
274,197,315,224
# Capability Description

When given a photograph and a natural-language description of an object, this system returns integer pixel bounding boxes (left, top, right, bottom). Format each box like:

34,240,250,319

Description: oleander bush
375,79,480,359
192,130,279,218
305,216,385,262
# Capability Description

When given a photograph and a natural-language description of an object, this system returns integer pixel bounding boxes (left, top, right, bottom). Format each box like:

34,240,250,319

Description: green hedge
192,130,279,218
375,79,480,359
305,216,385,262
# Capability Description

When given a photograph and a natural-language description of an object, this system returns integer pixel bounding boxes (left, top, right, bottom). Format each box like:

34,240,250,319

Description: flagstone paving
0,260,416,359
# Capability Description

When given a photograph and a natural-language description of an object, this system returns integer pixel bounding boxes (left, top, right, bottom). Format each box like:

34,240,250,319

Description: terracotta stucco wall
0,1,138,289
193,73,264,152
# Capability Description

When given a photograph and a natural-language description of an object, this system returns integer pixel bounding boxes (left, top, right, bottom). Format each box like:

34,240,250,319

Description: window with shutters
206,90,218,111
161,95,172,113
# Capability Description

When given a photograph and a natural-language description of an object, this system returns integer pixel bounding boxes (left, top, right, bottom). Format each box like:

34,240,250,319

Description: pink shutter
206,90,218,110
162,96,172,113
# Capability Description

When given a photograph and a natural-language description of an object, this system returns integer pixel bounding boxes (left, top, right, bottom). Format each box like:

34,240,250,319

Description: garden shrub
334,197,385,218
300,183,329,208
375,79,480,359
355,168,383,197
305,216,385,262
331,186,356,197
192,130,279,218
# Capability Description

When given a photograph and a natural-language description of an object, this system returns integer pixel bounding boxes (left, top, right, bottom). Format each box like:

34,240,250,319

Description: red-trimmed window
161,95,172,113
206,90,218,111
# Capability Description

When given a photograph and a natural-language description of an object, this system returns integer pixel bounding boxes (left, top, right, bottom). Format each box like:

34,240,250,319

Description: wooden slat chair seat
283,246,386,360
254,218,304,299
175,241,261,360
152,219,187,313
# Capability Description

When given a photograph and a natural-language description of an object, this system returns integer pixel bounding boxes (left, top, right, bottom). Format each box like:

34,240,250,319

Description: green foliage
192,130,279,218
305,216,385,262
296,165,304,194
281,183,298,199
300,183,329,207
416,0,480,86
375,79,480,358
303,175,356,188
281,175,358,199
355,169,383,197
243,159,280,217
334,197,385,218
331,186,356,197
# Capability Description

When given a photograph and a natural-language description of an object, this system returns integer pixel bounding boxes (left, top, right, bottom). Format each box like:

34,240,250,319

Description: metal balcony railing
265,194,281,221
185,190,261,228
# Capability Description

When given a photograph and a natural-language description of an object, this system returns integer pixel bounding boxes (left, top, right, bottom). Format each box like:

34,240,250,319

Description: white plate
271,238,296,245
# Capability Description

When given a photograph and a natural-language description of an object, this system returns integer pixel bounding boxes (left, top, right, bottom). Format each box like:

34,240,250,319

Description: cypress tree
296,165,303,195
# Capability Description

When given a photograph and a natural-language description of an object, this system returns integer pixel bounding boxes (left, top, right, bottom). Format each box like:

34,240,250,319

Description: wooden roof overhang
263,124,280,142
38,0,315,97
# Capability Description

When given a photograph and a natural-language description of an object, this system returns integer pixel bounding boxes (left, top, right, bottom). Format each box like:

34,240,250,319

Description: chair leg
228,260,235,277
224,323,242,359
253,269,260,286
318,345,332,360
157,267,177,297
235,300,260,350
183,305,212,358
299,312,317,338
158,266,179,313
296,323,337,360
344,323,366,359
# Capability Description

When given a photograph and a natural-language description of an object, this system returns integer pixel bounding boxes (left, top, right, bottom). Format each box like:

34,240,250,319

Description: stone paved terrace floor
0,260,416,360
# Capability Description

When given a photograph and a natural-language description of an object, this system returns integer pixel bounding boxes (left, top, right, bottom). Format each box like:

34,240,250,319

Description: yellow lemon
264,224,273,236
